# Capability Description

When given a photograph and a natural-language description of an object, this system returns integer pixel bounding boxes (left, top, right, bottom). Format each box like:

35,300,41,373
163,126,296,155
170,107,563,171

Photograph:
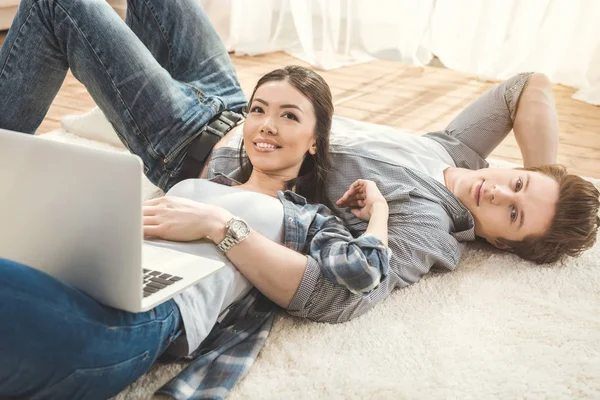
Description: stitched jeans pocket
32,350,153,400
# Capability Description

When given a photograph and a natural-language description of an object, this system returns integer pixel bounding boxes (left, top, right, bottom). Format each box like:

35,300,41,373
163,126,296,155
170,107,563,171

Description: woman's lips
253,142,279,152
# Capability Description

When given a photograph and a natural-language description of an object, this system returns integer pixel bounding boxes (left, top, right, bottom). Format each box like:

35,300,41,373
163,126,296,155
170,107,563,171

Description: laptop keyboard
143,269,183,298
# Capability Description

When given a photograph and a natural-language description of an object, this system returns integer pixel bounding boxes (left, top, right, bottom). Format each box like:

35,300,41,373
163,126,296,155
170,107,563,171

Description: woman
0,0,389,398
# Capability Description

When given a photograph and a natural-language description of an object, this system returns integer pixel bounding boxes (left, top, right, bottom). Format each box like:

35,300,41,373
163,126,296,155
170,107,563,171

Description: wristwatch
217,217,251,253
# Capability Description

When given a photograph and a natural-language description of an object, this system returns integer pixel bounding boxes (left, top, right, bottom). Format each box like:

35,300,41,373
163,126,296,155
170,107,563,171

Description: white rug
46,109,600,399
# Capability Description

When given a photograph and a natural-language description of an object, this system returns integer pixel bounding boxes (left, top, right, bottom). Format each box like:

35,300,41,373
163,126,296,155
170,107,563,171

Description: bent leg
0,0,219,189
125,0,247,113
0,258,180,399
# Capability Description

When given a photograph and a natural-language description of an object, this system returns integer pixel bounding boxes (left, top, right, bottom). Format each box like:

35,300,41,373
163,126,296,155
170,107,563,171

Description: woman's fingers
337,195,366,208
337,194,357,207
336,190,353,205
142,205,160,216
143,225,161,238
337,180,373,208
143,197,165,206
337,186,365,204
143,216,161,226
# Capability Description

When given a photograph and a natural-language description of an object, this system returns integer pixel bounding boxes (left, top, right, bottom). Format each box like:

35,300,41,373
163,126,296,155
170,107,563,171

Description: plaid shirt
156,174,390,399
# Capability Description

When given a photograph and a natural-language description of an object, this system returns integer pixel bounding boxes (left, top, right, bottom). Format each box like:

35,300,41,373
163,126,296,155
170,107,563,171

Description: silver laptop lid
0,129,144,309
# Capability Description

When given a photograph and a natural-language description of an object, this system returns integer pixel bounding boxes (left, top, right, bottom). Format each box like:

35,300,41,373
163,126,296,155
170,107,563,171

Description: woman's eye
511,207,518,223
282,112,298,121
515,178,523,192
250,106,264,113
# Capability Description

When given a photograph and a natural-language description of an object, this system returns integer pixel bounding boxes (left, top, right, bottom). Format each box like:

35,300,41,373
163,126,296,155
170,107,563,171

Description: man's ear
492,238,513,251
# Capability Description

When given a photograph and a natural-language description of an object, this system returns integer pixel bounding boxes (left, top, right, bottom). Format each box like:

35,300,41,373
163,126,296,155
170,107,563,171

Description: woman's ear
308,140,317,155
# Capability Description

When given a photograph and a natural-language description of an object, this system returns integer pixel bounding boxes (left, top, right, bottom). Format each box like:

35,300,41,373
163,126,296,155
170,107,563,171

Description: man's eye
511,207,518,222
250,106,264,113
515,178,523,192
282,112,298,121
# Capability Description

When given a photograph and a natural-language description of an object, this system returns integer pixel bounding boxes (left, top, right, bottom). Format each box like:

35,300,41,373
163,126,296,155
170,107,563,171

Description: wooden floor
1,33,599,178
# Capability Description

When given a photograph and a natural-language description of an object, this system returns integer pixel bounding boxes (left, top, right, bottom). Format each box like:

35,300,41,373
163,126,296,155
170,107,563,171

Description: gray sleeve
285,257,392,324
286,225,463,324
425,72,533,170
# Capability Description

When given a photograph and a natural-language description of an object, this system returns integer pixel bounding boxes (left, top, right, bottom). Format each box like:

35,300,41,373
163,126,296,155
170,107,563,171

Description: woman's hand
143,196,232,242
336,179,388,221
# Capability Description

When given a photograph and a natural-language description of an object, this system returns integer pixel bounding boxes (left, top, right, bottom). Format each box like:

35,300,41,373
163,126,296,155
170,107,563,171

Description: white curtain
200,0,600,105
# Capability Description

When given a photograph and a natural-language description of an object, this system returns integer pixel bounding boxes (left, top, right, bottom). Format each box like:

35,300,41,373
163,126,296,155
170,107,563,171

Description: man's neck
443,166,458,195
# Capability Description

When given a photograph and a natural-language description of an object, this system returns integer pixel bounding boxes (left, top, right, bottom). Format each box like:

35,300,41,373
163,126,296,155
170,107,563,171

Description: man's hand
143,196,232,242
336,179,388,221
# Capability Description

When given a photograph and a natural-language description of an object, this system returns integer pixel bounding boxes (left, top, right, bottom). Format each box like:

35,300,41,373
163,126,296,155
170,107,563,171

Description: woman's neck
237,169,293,198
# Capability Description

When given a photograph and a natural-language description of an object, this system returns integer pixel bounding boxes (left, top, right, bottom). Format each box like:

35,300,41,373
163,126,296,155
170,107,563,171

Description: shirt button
288,217,294,223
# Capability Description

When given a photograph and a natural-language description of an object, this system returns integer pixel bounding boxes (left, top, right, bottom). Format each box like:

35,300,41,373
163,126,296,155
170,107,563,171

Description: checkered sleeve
308,215,390,294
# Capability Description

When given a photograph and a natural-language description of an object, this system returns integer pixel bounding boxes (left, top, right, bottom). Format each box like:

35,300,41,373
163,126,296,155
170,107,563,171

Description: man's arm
433,72,559,169
512,73,558,166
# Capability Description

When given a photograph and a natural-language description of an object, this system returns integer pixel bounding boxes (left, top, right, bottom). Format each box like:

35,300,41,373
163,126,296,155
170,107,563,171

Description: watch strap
216,217,250,253
217,235,239,253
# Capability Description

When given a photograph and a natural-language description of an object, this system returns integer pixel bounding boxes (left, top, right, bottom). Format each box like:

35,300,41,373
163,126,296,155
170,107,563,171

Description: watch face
230,218,250,239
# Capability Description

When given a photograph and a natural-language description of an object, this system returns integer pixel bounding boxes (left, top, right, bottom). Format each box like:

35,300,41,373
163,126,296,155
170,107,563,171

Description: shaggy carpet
39,109,599,399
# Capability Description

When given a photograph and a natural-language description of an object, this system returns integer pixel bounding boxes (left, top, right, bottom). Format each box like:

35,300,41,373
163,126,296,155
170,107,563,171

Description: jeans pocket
32,350,153,400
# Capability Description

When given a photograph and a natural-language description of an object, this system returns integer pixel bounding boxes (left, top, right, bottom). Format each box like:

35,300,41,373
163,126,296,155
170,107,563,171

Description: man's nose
489,185,514,205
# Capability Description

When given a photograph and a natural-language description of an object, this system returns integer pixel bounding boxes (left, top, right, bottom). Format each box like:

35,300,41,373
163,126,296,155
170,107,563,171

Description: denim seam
140,0,173,74
0,2,47,85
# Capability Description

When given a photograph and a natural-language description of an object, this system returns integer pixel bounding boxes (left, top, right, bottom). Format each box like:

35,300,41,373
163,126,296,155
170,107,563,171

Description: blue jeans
0,258,181,399
0,0,247,398
0,0,247,191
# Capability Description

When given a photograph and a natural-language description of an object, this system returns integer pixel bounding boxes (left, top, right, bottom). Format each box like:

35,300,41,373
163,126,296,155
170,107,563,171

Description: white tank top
149,178,284,354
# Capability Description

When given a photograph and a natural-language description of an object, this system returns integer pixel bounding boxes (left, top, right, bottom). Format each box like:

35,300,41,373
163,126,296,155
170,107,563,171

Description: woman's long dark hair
238,65,334,208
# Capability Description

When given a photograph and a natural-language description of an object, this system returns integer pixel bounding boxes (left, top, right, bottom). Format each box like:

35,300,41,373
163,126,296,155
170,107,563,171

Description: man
202,71,599,322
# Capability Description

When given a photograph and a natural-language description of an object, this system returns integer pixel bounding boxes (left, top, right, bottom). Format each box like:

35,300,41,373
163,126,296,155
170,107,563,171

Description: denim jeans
0,0,247,398
0,258,181,399
0,0,247,191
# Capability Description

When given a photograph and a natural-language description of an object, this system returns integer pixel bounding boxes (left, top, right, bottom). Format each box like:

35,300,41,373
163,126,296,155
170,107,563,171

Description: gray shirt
207,116,481,323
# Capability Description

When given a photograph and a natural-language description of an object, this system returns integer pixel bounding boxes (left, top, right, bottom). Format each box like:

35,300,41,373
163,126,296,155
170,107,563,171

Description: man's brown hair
498,164,600,264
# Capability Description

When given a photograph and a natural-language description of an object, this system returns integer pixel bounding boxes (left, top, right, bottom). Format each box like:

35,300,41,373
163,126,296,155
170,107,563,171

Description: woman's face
243,80,317,180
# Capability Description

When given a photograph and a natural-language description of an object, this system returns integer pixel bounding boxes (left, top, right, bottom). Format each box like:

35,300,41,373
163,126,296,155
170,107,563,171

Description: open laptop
0,129,224,313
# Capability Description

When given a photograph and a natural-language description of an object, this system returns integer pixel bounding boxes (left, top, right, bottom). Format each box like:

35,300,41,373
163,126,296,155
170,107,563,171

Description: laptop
0,129,224,313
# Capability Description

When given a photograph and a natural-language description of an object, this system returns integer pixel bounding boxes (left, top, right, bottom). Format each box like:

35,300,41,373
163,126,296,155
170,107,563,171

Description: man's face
450,167,559,246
